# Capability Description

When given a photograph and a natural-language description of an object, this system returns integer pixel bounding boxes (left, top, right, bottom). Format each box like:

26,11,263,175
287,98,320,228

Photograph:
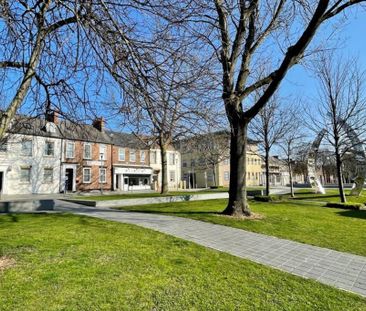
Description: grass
114,199,366,256
288,189,366,204
0,213,365,310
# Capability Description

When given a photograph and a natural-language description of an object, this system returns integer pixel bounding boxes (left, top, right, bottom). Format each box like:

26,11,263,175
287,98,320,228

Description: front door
0,172,3,194
65,169,73,191
124,177,129,191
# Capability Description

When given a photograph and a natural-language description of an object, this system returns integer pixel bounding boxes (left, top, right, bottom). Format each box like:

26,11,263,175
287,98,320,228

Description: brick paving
56,201,366,298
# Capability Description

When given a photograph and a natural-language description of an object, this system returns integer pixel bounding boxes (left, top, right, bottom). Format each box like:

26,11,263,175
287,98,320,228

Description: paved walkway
55,201,366,298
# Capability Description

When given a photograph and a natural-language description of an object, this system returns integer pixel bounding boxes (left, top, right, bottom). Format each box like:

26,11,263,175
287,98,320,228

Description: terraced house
0,114,182,195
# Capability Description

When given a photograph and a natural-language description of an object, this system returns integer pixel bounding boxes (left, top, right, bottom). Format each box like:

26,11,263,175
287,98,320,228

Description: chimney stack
46,111,59,124
93,117,104,132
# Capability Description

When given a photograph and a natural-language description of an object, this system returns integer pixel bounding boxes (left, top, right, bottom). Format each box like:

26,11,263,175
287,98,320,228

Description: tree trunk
335,148,346,203
0,28,47,139
159,143,169,194
289,161,294,198
212,164,217,187
222,119,251,216
265,147,270,196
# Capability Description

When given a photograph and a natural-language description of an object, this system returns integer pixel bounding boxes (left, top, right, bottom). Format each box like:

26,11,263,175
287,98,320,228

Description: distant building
149,146,182,191
178,131,262,188
108,132,152,191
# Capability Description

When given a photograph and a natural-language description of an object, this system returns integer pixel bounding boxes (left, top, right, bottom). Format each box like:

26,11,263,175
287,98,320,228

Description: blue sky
281,10,366,102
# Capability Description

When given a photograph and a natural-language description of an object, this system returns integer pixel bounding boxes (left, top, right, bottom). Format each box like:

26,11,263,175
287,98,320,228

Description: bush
325,202,363,210
254,195,284,202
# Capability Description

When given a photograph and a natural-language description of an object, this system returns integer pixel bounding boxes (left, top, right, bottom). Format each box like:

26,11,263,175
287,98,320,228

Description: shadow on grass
122,210,220,216
336,210,366,220
291,195,339,200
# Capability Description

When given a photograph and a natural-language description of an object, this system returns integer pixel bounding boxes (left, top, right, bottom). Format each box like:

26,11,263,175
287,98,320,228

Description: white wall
0,133,62,195
150,149,181,190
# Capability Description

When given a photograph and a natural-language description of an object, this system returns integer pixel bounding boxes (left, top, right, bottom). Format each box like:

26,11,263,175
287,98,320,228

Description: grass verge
114,199,366,256
0,213,365,310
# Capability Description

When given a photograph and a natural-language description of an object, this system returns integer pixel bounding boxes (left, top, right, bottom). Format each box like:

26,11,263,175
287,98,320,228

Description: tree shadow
336,210,366,220
122,210,219,215
291,195,339,200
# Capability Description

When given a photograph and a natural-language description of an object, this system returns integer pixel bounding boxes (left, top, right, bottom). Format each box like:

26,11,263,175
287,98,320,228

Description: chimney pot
93,117,104,132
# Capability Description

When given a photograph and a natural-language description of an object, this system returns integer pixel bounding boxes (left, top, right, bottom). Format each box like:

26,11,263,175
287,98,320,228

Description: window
83,168,91,183
44,141,55,156
99,144,106,160
0,140,7,152
224,171,230,181
99,168,106,183
140,150,146,163
43,168,53,183
182,161,187,168
169,153,175,165
21,140,32,156
66,142,75,158
84,143,92,159
20,167,31,182
150,151,157,164
169,170,175,182
130,149,136,162
118,148,125,161
191,160,195,167
223,158,229,165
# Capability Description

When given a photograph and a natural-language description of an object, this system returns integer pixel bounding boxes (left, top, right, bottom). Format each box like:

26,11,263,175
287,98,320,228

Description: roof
106,131,149,149
8,116,112,144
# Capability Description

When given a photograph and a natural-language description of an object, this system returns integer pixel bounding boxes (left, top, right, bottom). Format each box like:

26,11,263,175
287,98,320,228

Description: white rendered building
0,119,62,195
150,148,182,191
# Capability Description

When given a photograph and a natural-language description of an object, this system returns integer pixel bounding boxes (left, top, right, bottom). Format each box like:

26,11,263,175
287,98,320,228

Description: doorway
0,172,3,194
124,177,129,191
65,169,73,191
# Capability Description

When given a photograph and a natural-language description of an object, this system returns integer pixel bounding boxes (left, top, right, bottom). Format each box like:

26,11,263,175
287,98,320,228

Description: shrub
325,202,363,210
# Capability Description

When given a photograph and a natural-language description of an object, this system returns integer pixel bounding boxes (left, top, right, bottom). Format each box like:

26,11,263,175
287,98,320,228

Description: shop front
113,166,153,191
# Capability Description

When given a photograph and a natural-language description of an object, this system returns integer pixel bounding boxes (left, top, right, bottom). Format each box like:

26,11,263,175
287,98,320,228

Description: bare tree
278,110,307,197
250,96,292,195
84,2,220,194
308,55,366,202
0,1,108,137
171,0,366,216
182,130,230,187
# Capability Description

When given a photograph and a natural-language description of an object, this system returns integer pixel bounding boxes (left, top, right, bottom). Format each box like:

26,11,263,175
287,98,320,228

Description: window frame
99,168,107,183
118,148,125,161
21,140,32,157
224,171,230,181
99,144,106,161
44,141,55,157
83,143,92,160
66,141,75,159
43,168,53,183
20,167,31,183
129,149,136,162
83,167,92,183
140,150,146,163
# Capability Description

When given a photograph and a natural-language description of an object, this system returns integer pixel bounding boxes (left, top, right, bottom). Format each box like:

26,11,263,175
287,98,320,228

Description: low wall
65,190,263,208
0,200,56,213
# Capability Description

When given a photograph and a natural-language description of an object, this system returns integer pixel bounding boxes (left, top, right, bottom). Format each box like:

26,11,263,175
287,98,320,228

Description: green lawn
288,189,366,204
114,199,366,256
0,214,365,310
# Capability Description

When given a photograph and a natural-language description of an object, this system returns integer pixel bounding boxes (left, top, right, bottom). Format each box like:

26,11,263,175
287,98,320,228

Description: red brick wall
63,141,113,191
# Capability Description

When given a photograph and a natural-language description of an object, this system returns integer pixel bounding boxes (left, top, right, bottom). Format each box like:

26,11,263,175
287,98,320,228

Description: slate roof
106,131,149,149
8,116,112,144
